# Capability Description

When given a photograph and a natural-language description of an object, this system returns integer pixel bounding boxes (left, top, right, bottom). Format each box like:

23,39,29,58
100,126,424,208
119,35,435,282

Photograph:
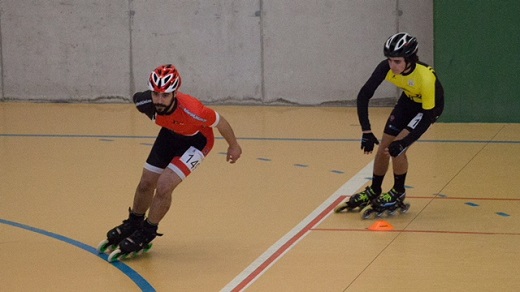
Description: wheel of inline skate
357,203,369,212
400,203,411,213
108,249,125,262
127,251,139,259
334,202,349,213
129,247,149,258
97,239,117,254
361,206,375,220
387,209,398,216
143,243,153,253
376,211,386,218
387,205,402,216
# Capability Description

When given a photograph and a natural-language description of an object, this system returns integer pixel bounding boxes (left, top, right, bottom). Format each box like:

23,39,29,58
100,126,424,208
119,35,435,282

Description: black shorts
146,127,209,169
383,94,441,136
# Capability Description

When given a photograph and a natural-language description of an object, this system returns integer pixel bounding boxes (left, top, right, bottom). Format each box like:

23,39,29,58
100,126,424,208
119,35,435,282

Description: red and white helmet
148,64,181,93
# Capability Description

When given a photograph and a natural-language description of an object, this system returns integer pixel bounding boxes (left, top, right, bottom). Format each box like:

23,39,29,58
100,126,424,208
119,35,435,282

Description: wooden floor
1,102,519,292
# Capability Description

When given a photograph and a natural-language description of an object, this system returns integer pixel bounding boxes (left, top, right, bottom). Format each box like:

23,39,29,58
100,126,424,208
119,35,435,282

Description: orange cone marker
368,220,394,231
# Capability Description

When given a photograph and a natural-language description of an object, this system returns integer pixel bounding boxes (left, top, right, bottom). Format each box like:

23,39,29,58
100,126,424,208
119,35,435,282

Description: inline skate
107,224,162,262
97,208,144,254
361,188,410,219
334,186,379,213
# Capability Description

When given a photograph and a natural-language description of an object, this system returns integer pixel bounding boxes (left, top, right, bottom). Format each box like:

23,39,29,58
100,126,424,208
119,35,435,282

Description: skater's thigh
377,133,397,153
156,168,183,195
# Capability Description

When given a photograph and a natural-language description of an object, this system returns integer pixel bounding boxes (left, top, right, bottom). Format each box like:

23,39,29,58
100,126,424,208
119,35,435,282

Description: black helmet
384,32,418,58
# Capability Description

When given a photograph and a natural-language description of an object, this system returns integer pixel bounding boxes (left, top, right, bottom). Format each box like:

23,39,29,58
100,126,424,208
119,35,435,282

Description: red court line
321,195,519,235
311,228,520,236
230,196,345,292
286,195,519,239
225,189,517,290
408,196,520,201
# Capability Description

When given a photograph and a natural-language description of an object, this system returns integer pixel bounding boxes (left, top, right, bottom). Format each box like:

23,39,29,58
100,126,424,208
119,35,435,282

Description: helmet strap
401,60,415,75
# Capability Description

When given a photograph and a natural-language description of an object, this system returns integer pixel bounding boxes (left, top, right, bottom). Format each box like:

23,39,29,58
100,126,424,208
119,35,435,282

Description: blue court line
0,218,155,292
0,133,519,144
257,157,271,161
293,163,309,167
496,212,510,217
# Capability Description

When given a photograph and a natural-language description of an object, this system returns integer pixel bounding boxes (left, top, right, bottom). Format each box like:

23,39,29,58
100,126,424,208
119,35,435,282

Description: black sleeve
132,90,155,120
357,60,389,131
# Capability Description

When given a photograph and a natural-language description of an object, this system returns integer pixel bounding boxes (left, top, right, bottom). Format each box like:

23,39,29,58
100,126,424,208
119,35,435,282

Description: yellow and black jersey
384,61,440,110
357,59,444,144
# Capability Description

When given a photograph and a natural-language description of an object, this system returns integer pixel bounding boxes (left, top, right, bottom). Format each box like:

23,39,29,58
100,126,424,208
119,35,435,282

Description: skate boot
108,223,163,262
361,188,410,219
334,186,379,213
97,208,144,254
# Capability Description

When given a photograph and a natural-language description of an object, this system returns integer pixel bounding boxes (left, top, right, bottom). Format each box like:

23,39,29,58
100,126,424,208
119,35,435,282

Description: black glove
361,132,379,153
133,91,155,120
388,140,408,157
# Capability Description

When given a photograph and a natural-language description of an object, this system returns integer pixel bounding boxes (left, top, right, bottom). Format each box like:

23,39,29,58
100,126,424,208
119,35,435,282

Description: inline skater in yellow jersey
335,32,444,218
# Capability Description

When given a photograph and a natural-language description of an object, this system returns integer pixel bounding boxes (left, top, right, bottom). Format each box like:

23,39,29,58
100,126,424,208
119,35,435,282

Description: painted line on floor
221,161,373,292
1,133,519,144
311,228,520,236
0,218,155,292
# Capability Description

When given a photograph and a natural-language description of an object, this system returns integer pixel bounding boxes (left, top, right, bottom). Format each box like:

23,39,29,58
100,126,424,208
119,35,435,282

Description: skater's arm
357,60,389,132
215,115,242,163
133,90,156,120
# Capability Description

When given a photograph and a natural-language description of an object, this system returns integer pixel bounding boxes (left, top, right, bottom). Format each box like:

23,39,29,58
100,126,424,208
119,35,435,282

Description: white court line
221,161,374,292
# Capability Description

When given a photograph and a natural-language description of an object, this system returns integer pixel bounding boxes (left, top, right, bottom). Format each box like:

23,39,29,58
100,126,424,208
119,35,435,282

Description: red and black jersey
155,92,220,136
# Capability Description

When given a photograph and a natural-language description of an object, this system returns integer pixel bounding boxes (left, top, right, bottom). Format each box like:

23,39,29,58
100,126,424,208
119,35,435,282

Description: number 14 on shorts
180,146,204,171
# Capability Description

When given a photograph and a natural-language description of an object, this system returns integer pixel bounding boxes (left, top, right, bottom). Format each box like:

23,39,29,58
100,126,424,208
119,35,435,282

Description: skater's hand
386,140,407,157
226,143,242,163
361,132,379,154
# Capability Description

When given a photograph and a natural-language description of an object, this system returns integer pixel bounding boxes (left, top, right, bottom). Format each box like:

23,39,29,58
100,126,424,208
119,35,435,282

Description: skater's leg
365,130,411,219
109,168,178,259
132,168,161,215
335,133,394,213
391,129,409,193
147,167,182,224
373,133,393,175
371,133,396,193
359,132,408,219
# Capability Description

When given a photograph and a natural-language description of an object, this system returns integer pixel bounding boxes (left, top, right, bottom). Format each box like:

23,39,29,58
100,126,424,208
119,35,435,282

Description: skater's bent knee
137,179,156,193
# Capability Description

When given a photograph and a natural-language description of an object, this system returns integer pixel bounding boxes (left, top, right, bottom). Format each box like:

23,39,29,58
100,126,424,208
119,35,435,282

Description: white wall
0,0,433,104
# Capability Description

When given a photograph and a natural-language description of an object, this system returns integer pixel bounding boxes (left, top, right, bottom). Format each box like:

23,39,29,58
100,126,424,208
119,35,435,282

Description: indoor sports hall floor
1,102,519,292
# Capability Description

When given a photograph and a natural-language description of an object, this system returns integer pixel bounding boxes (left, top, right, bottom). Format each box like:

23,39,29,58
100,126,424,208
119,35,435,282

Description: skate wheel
96,239,109,253
143,243,153,253
97,239,118,254
108,249,124,262
335,202,361,213
400,203,411,213
356,203,369,213
334,202,348,213
361,206,375,220
387,207,400,216
97,239,117,254
127,251,138,259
